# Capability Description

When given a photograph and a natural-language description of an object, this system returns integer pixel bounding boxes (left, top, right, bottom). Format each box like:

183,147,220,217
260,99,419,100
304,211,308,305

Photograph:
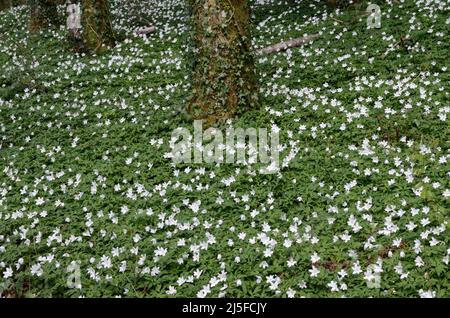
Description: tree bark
187,0,259,126
325,0,359,9
29,0,59,32
0,0,12,11
82,0,115,53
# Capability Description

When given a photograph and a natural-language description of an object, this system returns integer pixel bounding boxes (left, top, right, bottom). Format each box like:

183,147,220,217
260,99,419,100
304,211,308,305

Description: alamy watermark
367,4,381,29
66,261,82,290
66,2,82,31
365,264,382,289
168,120,280,174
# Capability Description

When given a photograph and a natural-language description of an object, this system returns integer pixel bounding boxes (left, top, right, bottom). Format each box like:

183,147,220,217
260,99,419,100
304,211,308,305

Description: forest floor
0,0,449,297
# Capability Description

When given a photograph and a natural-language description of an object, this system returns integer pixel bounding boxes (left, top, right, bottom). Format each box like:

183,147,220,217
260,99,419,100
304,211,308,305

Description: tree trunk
29,0,59,32
187,0,258,126
0,0,12,11
257,34,319,55
82,0,115,53
13,0,28,6
325,0,358,9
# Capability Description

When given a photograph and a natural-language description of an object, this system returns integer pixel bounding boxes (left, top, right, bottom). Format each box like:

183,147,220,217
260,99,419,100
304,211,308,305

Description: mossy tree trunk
0,0,12,11
13,0,28,6
82,0,115,53
29,0,59,32
187,0,258,125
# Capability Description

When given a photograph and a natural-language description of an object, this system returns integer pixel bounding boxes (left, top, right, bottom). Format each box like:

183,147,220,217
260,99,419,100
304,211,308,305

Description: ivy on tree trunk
29,0,59,32
187,0,259,126
82,0,115,54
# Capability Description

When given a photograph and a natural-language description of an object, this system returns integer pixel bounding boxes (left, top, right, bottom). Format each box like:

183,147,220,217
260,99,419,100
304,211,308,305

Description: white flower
119,261,127,273
151,266,160,276
327,280,339,292
310,252,320,263
309,266,320,278
287,257,297,267
3,267,13,279
197,289,207,298
443,189,450,198
283,239,292,248
155,247,168,257
298,281,307,289
352,261,362,274
415,256,424,267
133,234,141,243
100,256,112,269
286,288,296,298
266,275,281,291
36,197,45,206
344,180,357,192
166,286,177,295
120,205,129,214
31,263,43,276
418,289,436,298
189,200,201,213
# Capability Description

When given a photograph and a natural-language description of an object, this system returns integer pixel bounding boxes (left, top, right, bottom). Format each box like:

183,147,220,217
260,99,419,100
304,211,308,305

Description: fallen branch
257,34,319,55
135,26,156,35
331,17,344,24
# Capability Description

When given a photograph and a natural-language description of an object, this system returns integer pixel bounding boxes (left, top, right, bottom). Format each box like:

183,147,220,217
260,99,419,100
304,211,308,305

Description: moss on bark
82,0,115,54
29,0,59,32
187,0,259,126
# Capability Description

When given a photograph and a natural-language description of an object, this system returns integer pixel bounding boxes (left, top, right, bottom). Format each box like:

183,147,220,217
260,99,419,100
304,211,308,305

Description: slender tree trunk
187,0,258,125
0,0,12,11
82,0,115,53
29,0,59,32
